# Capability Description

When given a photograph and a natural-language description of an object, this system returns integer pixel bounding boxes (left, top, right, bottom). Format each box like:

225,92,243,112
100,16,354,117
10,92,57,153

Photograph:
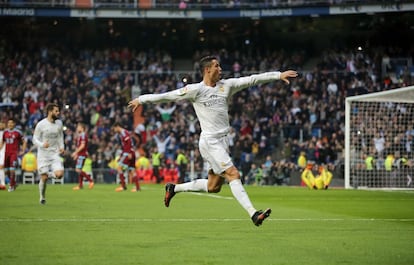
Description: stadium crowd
0,36,412,185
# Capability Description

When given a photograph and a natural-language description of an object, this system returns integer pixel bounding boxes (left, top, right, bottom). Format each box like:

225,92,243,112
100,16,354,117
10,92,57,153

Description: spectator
175,148,188,183
21,146,37,181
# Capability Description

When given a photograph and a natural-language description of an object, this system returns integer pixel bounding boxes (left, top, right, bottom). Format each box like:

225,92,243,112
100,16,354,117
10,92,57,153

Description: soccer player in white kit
128,56,298,226
33,103,65,204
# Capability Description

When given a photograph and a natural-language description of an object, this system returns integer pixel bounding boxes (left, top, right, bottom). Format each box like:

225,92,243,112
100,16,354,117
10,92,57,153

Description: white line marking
0,218,413,222
189,192,233,200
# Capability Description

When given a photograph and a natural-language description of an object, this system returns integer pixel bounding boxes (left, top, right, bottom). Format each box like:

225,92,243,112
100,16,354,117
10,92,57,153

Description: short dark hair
46,103,59,113
77,122,86,129
112,121,122,128
199,56,218,75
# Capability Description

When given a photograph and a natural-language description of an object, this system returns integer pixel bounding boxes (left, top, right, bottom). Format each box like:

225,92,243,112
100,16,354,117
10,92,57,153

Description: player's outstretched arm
280,70,298,84
128,98,141,112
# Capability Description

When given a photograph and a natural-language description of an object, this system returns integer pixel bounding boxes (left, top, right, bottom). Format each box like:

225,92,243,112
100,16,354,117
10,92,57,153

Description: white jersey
139,72,281,138
33,118,64,160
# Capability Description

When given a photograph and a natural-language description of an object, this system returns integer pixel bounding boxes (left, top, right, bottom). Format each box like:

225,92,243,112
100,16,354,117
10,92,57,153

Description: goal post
345,85,414,190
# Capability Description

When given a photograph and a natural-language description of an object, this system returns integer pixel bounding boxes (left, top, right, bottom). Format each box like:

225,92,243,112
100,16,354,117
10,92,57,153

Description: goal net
345,85,414,190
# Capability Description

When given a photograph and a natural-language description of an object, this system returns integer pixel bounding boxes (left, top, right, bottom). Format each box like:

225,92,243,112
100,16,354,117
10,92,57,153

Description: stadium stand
0,2,413,185
0,1,410,9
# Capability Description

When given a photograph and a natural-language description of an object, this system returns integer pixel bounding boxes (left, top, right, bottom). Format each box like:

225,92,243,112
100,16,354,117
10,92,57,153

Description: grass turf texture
1,184,413,265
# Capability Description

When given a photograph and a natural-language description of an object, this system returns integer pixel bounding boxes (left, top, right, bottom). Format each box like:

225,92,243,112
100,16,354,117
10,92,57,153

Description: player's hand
128,98,141,112
59,148,65,154
280,70,298,84
71,152,78,160
43,141,49,148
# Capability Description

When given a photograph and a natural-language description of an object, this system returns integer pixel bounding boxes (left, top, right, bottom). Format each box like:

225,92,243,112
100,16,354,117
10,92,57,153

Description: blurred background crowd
0,1,413,185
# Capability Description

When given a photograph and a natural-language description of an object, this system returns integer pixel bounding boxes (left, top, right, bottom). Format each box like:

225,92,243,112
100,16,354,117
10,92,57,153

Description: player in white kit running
33,103,65,205
128,55,298,226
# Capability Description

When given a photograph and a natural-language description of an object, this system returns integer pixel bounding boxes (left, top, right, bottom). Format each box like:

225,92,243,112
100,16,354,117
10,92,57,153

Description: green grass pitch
1,183,413,265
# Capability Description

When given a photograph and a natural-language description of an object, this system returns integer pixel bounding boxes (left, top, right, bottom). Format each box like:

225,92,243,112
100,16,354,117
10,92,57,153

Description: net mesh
349,100,414,189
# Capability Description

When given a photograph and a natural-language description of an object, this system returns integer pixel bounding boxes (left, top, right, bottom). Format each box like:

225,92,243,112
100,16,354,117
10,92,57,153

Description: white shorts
199,135,233,175
0,145,4,166
37,155,64,175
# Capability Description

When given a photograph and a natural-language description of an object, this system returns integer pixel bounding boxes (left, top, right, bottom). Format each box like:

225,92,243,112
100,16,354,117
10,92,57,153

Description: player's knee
225,167,241,182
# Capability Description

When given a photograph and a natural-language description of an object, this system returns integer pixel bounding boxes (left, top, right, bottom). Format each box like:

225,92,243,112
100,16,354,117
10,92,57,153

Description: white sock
174,179,208,193
0,169,5,186
229,179,256,217
39,179,47,200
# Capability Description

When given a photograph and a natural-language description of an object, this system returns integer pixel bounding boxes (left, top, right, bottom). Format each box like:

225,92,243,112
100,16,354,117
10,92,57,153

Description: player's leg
73,156,93,190
115,153,128,191
130,168,140,192
73,168,84,190
173,170,210,193
165,136,242,211
314,177,324,190
73,156,84,190
39,173,48,204
8,168,16,191
322,172,333,189
7,153,19,191
164,165,213,206
164,175,209,207
0,165,5,190
52,159,64,179
199,135,257,213
0,146,5,189
223,166,271,226
128,152,139,192
75,170,83,189
223,166,256,216
168,136,223,195
52,156,64,186
301,170,316,189
38,163,49,204
85,171,94,189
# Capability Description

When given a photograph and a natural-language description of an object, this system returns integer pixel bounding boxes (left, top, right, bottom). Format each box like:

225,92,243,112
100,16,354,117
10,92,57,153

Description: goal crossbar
345,85,414,189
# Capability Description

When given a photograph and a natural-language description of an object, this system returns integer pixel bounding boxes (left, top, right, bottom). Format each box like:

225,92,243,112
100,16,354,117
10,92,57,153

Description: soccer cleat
40,199,46,205
131,188,140,192
115,186,127,192
164,183,176,207
88,182,94,190
8,186,15,192
0,185,6,190
72,186,82,191
251,208,272,227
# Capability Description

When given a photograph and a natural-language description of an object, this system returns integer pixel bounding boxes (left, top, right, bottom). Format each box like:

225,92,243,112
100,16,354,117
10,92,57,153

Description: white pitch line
0,218,413,222
189,192,234,200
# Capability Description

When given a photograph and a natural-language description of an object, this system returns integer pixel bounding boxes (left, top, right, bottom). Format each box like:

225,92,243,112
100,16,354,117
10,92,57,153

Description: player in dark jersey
0,119,27,192
72,123,94,190
112,122,140,192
